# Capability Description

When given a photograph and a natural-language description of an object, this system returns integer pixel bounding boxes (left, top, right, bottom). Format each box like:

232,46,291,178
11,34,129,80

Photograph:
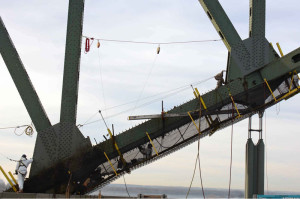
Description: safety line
130,54,159,117
82,36,221,45
98,48,107,117
79,76,214,127
0,125,28,130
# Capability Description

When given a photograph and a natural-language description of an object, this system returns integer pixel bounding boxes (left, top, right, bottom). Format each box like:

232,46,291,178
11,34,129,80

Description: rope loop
25,125,34,136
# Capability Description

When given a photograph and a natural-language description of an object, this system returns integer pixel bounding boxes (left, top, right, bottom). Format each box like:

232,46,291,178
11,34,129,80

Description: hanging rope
198,103,205,199
98,46,107,118
228,105,234,198
198,139,205,199
186,117,205,199
122,175,131,198
131,54,159,116
185,146,198,199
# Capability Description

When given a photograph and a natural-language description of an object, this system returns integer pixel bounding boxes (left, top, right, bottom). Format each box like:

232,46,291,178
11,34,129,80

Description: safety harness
18,160,27,176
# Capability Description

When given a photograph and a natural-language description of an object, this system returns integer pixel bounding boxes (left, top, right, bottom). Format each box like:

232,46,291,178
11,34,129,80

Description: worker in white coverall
15,154,33,193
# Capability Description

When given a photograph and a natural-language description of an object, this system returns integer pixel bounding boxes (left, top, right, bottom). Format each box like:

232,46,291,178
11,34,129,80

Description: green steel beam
198,0,251,77
249,0,266,38
60,0,85,124
0,17,52,132
261,47,300,81
198,0,243,51
249,0,267,69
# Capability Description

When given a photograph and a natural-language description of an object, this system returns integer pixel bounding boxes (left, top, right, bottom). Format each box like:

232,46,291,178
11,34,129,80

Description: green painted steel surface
257,140,265,195
250,0,266,38
261,48,300,81
2,0,300,194
198,0,251,77
245,138,255,198
250,0,267,69
0,17,51,132
245,139,264,198
198,0,276,82
60,0,85,124
0,17,59,174
31,0,90,175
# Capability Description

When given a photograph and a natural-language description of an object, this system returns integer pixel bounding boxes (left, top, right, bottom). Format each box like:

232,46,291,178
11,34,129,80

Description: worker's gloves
15,170,18,175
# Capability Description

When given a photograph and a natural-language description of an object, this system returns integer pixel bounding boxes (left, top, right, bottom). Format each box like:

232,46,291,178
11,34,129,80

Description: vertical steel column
245,112,265,198
249,0,267,69
249,0,266,38
60,0,85,124
245,137,255,198
0,17,52,132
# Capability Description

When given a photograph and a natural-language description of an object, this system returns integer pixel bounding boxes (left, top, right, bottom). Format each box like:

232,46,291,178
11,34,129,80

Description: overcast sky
0,0,300,194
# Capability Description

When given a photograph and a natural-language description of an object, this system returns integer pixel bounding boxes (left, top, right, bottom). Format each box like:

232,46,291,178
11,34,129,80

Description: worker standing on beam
138,144,153,160
15,154,33,193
